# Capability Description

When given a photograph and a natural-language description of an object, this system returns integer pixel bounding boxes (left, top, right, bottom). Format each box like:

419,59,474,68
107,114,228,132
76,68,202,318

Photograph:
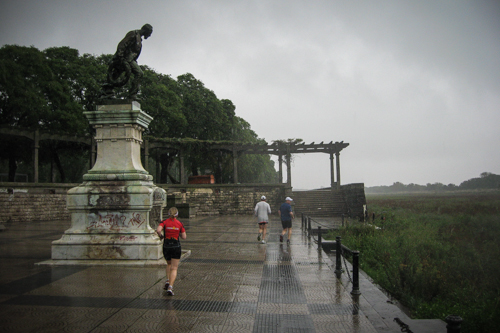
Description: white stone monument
50,101,166,264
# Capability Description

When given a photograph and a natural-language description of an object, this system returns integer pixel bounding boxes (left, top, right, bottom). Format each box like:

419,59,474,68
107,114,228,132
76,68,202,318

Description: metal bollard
301,213,304,229
445,315,463,333
334,236,342,278
351,251,361,295
308,217,312,233
317,226,322,250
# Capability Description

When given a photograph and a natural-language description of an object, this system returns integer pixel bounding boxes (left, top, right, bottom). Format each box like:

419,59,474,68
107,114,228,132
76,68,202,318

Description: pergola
0,128,349,188
146,140,349,188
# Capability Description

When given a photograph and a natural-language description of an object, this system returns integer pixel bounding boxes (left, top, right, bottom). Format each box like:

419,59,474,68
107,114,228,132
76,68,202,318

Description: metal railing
301,213,360,295
300,212,464,333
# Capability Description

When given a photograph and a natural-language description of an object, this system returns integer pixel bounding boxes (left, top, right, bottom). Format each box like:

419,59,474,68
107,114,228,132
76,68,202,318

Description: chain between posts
302,214,360,295
342,249,353,283
301,215,464,331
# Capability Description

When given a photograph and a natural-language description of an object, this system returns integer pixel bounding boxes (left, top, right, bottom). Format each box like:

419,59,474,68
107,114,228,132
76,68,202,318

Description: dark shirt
279,203,292,221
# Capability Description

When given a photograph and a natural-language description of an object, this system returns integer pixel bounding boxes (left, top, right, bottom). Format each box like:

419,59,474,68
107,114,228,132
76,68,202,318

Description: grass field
328,190,500,332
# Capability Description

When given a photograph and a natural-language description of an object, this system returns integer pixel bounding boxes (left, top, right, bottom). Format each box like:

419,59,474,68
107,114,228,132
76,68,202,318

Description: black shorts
281,220,292,229
258,221,268,225
163,246,182,260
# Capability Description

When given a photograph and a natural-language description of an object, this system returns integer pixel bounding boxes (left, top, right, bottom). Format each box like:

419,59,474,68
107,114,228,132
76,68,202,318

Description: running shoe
261,240,266,244
163,281,170,290
167,286,174,296
287,239,290,244
280,235,283,243
257,233,261,241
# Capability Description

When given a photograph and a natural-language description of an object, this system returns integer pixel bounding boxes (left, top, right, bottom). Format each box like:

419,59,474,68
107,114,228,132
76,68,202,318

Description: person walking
157,207,186,296
255,195,271,244
279,197,294,244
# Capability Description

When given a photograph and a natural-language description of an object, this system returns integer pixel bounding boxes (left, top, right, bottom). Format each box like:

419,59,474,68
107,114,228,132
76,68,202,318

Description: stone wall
341,183,366,220
160,184,287,216
0,183,288,223
0,183,74,223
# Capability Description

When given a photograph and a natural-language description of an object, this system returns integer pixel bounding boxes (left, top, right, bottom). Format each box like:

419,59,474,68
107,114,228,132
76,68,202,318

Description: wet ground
0,215,446,332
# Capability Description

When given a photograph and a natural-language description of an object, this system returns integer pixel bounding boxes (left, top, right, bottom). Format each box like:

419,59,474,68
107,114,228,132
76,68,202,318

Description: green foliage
0,45,86,134
0,44,278,184
367,172,500,194
460,172,500,190
328,192,500,332
176,73,232,141
140,68,185,138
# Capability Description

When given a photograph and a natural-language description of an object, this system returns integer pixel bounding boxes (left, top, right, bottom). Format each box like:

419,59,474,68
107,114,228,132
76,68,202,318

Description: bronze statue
101,24,153,100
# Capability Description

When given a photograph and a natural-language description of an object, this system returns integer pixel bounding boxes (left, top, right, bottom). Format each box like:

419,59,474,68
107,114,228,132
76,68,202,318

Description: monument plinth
50,101,166,263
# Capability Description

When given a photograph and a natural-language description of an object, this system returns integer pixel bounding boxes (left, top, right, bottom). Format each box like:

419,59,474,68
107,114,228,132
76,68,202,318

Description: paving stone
0,214,444,332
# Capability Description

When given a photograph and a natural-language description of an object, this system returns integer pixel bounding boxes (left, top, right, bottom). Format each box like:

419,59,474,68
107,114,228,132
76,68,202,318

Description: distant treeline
366,172,500,194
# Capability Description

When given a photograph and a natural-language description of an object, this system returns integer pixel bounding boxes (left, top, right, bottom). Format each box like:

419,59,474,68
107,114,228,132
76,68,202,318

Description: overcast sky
1,0,499,188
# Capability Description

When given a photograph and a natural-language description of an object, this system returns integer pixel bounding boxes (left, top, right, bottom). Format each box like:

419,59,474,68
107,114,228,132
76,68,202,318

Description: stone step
292,190,346,217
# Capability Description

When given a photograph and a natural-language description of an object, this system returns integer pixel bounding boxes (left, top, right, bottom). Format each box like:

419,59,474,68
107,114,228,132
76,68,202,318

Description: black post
445,315,463,333
335,236,342,278
301,213,304,230
318,226,322,250
308,217,311,233
341,214,345,227
351,251,361,295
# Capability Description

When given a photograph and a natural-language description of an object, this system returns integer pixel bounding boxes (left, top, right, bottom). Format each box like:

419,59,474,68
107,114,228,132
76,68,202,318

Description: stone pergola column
232,146,238,184
336,151,341,189
278,154,283,183
330,152,335,189
155,148,161,183
179,148,186,185
286,145,291,186
33,130,39,183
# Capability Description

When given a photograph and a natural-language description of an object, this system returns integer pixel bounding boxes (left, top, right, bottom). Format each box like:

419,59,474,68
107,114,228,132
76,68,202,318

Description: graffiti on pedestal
88,212,146,229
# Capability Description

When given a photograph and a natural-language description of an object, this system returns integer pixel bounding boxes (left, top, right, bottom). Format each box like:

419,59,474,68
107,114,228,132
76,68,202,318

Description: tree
174,73,232,176
0,45,92,181
232,117,277,183
0,45,278,184
1,46,70,131
460,173,500,190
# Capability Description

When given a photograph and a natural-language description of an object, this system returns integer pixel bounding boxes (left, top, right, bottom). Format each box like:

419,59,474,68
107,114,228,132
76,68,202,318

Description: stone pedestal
51,101,166,262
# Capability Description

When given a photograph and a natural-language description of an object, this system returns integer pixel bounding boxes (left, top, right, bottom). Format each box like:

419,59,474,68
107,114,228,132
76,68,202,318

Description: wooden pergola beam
1,127,348,187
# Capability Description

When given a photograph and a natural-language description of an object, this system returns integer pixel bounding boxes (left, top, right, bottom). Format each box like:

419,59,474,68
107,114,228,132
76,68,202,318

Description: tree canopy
0,44,277,184
365,172,500,194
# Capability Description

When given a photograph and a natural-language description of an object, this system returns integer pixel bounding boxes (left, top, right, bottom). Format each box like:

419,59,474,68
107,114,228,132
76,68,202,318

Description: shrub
328,192,500,332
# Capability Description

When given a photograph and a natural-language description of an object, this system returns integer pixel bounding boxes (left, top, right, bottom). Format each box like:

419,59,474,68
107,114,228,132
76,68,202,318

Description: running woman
157,207,187,296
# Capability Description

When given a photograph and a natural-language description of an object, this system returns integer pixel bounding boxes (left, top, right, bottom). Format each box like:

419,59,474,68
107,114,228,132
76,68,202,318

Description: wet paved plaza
0,215,445,332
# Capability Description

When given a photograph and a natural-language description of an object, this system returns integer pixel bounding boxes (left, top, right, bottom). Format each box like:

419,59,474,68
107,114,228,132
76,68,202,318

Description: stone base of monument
37,250,191,266
39,101,173,266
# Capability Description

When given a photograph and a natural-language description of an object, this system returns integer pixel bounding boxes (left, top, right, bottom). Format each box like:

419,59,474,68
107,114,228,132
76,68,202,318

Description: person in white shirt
254,195,271,244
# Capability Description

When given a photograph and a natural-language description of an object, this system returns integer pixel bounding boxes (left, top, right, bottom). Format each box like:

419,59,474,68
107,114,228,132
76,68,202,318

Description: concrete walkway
0,215,445,332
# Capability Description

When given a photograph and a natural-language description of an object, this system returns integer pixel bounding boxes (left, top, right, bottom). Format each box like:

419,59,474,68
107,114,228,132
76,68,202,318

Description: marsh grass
328,191,500,332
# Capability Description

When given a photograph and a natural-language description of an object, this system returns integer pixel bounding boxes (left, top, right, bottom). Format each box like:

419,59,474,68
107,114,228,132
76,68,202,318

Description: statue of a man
101,24,153,100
